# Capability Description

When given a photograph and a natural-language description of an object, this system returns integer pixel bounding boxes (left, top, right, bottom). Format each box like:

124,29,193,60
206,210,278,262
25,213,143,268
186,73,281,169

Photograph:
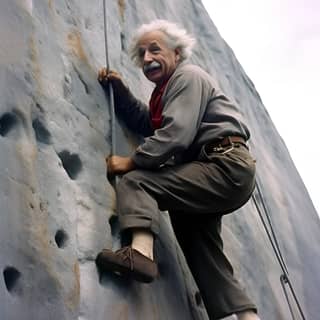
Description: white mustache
143,61,161,73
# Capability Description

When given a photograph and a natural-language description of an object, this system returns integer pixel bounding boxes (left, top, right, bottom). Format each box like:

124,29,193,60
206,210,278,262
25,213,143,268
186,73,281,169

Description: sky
202,0,320,215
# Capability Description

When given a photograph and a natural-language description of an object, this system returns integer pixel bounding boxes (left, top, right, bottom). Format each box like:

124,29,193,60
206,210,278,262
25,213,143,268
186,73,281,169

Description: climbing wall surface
1,0,319,319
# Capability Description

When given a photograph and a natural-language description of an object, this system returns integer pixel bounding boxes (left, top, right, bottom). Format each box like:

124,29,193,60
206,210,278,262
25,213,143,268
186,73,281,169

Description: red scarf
149,81,168,130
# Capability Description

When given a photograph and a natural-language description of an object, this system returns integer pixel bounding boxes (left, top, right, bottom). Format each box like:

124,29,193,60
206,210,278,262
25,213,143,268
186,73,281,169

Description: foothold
120,32,126,51
55,229,68,248
32,118,51,144
0,113,18,136
3,267,21,293
195,291,202,306
109,215,119,238
35,103,44,113
24,71,32,84
63,74,72,99
58,150,82,180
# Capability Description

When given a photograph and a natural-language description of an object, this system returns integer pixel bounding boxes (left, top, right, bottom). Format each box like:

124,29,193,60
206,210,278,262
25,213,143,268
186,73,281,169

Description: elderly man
96,20,260,320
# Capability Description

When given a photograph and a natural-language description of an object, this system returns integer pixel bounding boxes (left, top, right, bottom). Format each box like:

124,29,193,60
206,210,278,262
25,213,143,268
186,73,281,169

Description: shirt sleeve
111,85,154,137
132,70,207,168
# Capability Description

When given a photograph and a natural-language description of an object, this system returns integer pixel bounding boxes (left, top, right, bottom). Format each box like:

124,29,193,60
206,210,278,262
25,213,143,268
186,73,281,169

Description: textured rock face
1,0,319,319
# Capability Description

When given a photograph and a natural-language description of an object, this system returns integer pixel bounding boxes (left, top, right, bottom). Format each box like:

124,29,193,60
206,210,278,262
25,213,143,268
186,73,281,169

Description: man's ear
175,48,181,62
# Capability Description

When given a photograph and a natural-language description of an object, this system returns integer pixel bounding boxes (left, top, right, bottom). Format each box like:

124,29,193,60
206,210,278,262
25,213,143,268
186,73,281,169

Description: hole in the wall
58,150,82,180
3,267,21,293
35,103,44,113
120,32,126,51
195,291,202,306
0,113,18,136
55,229,68,248
63,74,72,99
24,71,32,84
109,215,119,238
32,118,51,144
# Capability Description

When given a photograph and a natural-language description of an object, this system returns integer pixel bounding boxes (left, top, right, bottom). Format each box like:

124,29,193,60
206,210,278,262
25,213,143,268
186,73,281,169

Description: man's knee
116,170,149,195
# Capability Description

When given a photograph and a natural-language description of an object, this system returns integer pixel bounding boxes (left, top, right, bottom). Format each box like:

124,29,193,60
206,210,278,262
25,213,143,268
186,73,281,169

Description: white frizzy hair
129,19,196,67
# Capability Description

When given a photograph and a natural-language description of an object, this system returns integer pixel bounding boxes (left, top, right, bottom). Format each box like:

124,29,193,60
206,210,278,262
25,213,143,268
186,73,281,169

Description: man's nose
143,50,153,62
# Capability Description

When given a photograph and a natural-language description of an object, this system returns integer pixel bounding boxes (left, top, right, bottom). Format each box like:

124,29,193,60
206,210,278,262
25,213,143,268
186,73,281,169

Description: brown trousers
116,143,257,319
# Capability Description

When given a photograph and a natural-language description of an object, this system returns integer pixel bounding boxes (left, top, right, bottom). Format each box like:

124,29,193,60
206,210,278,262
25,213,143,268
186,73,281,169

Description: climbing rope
103,0,116,158
103,0,118,188
252,180,307,320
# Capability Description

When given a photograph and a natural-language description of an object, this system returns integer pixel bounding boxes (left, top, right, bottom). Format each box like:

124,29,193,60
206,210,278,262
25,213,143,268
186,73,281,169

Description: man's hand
98,68,129,95
106,155,136,176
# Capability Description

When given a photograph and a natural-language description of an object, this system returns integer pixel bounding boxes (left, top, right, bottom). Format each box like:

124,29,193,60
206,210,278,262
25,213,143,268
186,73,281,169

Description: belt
205,136,247,154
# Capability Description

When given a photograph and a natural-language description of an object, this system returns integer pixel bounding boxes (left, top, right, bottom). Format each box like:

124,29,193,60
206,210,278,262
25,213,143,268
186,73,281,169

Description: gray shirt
115,62,250,169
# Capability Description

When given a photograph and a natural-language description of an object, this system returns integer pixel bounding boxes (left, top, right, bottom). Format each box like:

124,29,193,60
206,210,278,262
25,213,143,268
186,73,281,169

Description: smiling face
137,31,180,86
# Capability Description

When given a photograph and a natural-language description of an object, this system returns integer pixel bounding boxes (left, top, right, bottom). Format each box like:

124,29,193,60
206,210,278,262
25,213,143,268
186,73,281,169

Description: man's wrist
129,157,137,171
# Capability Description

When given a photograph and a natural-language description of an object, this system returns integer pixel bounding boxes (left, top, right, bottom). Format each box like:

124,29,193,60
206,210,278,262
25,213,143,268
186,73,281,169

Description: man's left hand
106,155,136,175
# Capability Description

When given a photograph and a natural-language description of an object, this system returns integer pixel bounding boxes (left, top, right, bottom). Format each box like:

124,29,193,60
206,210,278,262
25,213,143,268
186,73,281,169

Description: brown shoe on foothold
95,246,158,283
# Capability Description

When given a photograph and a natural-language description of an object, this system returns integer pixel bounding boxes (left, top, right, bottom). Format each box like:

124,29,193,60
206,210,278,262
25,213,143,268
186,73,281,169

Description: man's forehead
138,40,160,48
138,31,166,46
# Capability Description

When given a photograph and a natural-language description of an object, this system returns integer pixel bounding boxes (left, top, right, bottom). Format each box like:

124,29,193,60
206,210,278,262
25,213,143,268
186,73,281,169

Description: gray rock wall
1,0,319,319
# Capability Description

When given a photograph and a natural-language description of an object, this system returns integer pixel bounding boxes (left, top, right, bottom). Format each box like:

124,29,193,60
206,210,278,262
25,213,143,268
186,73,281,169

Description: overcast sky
202,0,320,215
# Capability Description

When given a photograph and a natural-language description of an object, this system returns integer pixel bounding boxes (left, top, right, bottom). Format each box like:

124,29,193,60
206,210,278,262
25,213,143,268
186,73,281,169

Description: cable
252,179,307,320
281,274,296,320
254,183,289,275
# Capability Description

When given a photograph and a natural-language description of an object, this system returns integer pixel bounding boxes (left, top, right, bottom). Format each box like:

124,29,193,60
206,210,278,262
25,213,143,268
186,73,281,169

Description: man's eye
138,49,145,57
150,46,160,53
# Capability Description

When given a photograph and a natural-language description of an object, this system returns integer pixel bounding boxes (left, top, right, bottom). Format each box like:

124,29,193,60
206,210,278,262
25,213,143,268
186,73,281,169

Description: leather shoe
96,246,158,283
